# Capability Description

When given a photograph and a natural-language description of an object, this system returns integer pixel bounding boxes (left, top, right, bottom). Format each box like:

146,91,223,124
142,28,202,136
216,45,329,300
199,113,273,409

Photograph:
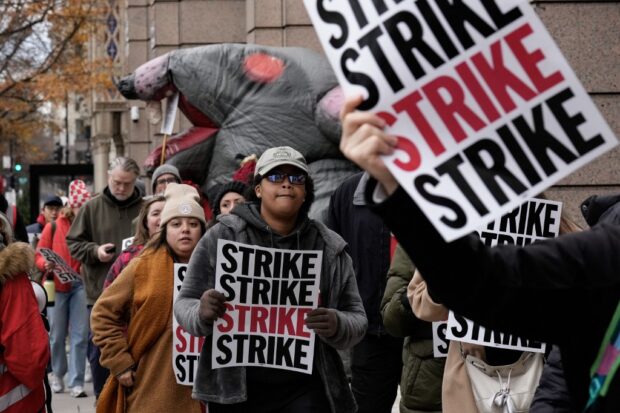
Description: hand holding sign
308,0,618,241
200,289,227,323
39,249,81,284
340,96,399,195
44,261,56,272
305,308,338,338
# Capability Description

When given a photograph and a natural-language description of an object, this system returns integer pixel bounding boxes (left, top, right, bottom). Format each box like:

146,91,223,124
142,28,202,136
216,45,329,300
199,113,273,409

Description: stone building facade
90,0,620,226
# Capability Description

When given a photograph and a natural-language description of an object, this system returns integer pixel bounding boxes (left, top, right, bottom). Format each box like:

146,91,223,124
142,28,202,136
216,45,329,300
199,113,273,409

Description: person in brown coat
91,183,206,413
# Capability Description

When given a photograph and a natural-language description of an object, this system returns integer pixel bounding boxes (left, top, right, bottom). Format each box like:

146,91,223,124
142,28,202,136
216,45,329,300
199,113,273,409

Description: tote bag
464,351,544,413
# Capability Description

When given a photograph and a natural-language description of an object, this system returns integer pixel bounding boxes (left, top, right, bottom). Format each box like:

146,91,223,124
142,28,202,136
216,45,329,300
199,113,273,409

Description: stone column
92,112,114,193
91,135,111,193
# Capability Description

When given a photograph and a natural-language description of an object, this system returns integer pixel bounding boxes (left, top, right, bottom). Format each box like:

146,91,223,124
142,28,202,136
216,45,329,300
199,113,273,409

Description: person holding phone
66,157,143,399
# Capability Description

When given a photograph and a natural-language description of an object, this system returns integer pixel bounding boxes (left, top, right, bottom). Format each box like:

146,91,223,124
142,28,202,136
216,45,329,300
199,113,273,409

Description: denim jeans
48,283,89,388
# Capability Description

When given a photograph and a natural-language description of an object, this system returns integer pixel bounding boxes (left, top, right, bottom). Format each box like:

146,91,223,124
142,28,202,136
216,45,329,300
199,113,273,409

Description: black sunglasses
265,172,307,185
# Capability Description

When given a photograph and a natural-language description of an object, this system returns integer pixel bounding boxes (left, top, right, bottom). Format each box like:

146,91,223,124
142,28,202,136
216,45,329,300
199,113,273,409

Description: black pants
208,383,330,413
87,306,110,398
351,334,403,413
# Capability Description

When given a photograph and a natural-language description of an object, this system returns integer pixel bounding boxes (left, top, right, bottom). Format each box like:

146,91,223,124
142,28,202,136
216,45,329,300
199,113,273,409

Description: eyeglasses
156,177,178,186
265,172,307,185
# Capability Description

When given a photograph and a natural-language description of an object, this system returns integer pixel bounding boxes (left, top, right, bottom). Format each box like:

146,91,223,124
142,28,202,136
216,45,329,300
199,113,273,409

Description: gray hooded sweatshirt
174,202,367,412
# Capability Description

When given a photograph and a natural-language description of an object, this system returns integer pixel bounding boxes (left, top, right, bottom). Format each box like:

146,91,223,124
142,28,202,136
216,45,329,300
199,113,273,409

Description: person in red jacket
0,219,50,413
35,180,91,398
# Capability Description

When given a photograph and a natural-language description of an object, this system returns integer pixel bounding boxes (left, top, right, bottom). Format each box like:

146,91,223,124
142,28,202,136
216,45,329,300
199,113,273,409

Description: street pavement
49,377,400,413
50,377,95,413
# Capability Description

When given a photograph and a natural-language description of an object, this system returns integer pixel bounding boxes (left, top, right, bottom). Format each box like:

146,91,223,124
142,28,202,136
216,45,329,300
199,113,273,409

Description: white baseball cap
255,146,309,177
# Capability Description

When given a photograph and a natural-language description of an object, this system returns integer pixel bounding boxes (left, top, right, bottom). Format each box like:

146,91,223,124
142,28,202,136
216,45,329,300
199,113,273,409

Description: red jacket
35,214,81,293
0,243,49,413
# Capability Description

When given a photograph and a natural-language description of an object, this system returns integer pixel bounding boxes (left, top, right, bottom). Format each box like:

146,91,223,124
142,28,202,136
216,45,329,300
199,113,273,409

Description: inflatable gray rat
117,43,358,221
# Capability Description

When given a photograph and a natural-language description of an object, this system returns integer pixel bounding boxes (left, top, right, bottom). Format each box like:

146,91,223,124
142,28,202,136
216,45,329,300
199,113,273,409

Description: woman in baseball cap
175,146,367,413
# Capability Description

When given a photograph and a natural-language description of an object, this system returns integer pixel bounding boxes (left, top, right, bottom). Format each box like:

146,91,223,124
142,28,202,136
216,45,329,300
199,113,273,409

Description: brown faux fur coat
0,242,35,284
92,247,201,413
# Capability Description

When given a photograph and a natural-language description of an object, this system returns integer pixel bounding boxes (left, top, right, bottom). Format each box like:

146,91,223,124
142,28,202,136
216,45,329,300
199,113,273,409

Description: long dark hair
247,172,315,220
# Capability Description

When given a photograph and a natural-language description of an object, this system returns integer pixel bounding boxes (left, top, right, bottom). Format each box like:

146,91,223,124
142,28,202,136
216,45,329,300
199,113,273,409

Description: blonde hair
62,206,75,222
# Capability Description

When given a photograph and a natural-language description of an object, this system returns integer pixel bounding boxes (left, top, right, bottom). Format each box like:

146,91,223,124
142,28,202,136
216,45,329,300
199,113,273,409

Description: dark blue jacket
530,346,573,413
327,172,391,335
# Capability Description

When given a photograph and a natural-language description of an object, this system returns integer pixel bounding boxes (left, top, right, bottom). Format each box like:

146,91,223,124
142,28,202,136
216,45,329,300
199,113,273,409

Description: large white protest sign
304,0,617,241
172,264,205,385
39,248,81,284
212,240,321,374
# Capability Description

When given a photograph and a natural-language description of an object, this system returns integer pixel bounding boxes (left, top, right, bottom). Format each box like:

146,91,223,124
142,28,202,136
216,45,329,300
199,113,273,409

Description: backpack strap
586,300,620,410
6,204,16,230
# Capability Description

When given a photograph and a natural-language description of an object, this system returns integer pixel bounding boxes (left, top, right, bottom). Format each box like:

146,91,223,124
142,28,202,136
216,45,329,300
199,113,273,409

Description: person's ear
255,184,262,199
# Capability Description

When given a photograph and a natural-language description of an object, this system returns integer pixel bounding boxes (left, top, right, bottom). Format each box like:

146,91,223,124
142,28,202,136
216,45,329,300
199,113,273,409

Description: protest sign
121,236,134,251
432,321,449,358
439,197,558,352
446,312,545,353
172,263,205,385
479,197,561,246
304,0,617,241
161,92,180,135
212,240,321,374
39,248,80,284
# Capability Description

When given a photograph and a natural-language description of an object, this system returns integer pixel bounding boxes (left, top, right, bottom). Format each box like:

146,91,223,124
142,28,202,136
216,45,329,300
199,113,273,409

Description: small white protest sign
172,263,205,385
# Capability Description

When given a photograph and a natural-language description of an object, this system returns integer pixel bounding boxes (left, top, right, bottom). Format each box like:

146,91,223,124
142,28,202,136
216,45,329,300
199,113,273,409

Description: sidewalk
50,378,95,413
49,377,400,412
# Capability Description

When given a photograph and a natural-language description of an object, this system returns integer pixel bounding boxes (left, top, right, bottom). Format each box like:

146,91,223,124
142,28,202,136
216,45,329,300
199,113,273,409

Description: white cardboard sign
212,240,321,374
304,0,617,241
172,263,205,385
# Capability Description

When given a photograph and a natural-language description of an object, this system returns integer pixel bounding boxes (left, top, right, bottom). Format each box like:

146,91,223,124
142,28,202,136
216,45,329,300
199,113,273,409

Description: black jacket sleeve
367,183,620,346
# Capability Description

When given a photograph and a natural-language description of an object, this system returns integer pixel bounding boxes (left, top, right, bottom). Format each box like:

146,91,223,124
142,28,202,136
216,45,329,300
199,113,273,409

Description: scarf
97,247,173,413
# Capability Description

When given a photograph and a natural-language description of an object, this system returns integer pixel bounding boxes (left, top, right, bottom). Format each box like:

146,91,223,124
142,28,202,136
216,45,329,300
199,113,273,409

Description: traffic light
53,142,63,164
14,163,22,172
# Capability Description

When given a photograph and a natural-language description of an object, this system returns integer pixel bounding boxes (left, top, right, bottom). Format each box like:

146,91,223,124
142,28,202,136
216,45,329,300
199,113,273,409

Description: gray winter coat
174,203,367,412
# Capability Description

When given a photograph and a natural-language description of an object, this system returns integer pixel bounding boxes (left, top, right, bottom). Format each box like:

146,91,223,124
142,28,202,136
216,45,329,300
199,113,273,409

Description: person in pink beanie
35,179,92,398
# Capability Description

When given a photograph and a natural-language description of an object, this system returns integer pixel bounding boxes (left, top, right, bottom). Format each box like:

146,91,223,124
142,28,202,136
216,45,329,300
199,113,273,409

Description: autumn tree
0,0,113,163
